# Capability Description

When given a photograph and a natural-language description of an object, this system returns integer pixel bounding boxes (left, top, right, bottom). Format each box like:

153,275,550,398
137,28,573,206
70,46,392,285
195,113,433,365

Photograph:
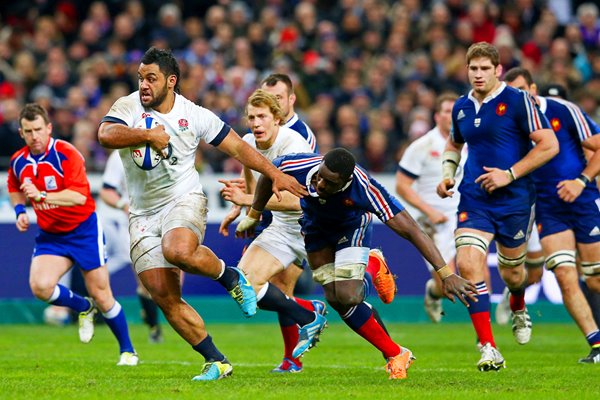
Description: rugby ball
130,117,171,170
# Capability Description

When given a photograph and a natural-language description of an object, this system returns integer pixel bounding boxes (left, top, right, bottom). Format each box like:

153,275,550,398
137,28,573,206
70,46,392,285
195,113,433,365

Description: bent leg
30,255,91,312
84,266,134,353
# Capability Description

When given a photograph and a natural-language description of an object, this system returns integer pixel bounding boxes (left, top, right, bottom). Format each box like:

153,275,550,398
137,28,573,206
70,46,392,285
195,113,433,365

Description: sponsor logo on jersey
496,103,507,116
338,236,348,244
457,110,466,120
550,118,561,132
44,175,58,190
474,118,481,127
513,230,525,240
459,212,468,222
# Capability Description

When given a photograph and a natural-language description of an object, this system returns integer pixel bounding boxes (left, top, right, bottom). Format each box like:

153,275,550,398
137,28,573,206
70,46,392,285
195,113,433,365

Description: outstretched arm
216,130,308,200
385,210,477,306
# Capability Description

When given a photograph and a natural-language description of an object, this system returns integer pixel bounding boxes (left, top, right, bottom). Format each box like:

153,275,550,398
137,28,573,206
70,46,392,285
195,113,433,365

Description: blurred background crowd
0,0,599,174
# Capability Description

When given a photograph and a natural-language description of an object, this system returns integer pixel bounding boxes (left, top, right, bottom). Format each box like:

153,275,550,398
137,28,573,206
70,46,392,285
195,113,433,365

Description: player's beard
140,83,169,108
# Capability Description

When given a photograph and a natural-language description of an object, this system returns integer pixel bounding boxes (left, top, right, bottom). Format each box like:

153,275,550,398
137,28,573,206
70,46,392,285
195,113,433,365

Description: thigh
163,191,208,244
238,245,285,287
540,230,576,258
30,255,73,287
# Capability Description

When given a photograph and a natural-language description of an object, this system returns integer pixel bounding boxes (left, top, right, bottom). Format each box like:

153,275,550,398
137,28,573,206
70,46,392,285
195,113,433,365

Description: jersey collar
467,82,507,110
23,137,54,160
284,113,298,128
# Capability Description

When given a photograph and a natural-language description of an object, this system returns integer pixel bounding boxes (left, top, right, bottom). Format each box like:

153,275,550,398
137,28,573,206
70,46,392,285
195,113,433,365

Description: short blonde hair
246,89,286,125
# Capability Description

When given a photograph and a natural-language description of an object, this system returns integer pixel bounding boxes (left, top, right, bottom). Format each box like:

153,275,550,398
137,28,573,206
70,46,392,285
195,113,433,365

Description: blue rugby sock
47,284,90,313
363,273,373,300
193,335,226,363
103,301,134,353
257,283,314,326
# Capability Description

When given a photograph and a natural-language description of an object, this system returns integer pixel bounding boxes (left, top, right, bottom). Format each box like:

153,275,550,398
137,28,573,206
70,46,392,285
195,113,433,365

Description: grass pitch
0,322,596,400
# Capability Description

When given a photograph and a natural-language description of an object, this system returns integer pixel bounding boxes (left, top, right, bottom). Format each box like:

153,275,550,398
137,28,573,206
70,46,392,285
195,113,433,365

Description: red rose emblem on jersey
142,112,151,118
550,118,561,132
496,103,507,116
343,198,354,207
178,119,189,128
430,150,440,158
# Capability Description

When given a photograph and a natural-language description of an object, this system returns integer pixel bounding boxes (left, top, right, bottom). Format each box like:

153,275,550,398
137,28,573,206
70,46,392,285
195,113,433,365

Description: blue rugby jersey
451,83,551,212
272,153,404,233
532,96,600,206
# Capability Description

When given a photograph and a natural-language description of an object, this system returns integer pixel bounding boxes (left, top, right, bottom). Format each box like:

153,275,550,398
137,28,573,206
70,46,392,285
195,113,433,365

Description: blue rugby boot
227,267,257,318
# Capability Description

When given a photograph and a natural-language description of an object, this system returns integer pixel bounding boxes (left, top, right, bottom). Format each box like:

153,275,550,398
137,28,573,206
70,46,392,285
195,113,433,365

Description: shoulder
54,139,84,160
242,132,256,147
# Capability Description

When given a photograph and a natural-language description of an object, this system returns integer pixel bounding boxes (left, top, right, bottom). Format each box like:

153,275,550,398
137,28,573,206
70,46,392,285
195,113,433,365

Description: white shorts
249,223,307,268
527,223,542,253
424,213,457,272
129,191,208,274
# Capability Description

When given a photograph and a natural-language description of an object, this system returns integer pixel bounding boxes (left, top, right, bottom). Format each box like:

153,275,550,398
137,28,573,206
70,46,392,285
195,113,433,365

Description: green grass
0,322,596,400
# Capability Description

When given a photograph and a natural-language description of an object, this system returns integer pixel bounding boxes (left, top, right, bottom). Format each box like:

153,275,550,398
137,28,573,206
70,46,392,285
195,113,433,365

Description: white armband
442,151,461,180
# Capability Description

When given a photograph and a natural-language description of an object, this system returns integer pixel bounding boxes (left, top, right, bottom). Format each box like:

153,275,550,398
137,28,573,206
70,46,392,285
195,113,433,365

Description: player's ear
495,64,503,78
168,75,177,89
289,92,296,106
530,83,538,96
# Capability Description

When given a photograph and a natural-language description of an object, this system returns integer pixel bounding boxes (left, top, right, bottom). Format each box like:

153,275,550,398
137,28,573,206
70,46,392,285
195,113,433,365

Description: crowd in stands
0,0,599,173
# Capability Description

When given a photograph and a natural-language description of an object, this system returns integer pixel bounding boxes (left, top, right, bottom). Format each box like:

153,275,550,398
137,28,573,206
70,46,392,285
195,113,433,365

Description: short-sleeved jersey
101,91,230,215
398,127,466,214
7,138,95,233
242,126,311,227
285,113,318,153
532,96,600,206
451,83,551,212
97,150,128,220
272,153,405,233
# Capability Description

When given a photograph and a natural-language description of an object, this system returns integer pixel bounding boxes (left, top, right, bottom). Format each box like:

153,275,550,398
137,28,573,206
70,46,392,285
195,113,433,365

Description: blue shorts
33,212,107,271
456,206,534,248
536,198,600,243
301,213,373,253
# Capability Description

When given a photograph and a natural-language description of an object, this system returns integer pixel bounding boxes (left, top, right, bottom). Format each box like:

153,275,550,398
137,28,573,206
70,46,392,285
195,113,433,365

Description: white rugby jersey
97,150,128,220
398,127,466,214
243,125,311,227
102,91,229,215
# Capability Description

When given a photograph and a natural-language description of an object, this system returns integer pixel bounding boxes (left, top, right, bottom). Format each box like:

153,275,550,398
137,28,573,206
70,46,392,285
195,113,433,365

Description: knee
29,278,55,301
334,285,363,306
163,244,192,267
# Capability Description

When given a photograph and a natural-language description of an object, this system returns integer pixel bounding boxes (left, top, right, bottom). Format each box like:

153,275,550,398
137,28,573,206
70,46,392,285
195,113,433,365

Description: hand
271,171,308,201
235,215,259,238
218,177,246,192
436,178,455,198
147,124,171,157
16,213,30,232
556,179,584,203
441,274,478,307
20,181,42,201
219,180,249,206
426,209,448,225
219,204,242,237
474,166,512,193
